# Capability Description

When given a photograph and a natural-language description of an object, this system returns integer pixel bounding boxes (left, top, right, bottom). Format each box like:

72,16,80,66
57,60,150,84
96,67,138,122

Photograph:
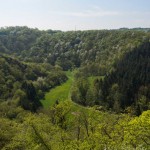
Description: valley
0,27,150,150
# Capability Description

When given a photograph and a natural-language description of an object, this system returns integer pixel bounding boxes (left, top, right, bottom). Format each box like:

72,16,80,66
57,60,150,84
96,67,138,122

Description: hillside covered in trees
0,26,150,149
0,26,150,112
71,41,150,115
1,27,150,72
101,41,150,114
0,54,67,111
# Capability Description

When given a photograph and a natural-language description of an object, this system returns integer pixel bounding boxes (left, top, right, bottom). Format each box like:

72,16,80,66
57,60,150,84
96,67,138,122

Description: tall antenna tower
75,25,76,32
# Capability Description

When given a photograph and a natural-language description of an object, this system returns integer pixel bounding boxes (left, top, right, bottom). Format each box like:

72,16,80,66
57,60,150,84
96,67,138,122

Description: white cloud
49,9,120,17
69,11,119,17
122,11,150,16
49,7,150,18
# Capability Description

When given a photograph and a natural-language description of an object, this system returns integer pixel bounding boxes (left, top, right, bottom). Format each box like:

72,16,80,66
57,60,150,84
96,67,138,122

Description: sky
0,0,150,31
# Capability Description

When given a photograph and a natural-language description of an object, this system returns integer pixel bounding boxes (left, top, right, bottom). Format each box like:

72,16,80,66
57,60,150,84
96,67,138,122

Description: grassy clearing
41,71,73,108
41,70,88,112
41,71,104,112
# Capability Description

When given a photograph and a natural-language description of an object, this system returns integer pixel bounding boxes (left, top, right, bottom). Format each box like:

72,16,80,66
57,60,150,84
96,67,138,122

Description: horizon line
0,25,150,32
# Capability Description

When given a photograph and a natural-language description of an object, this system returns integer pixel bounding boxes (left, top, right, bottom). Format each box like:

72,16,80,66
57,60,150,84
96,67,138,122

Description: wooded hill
0,27,150,72
97,41,150,114
0,54,67,111
0,26,150,113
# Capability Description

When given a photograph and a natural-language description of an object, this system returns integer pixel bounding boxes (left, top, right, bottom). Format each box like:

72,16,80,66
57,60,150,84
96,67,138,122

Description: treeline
0,55,67,111
0,26,61,54
119,27,150,32
72,41,150,115
0,27,150,72
19,29,150,72
0,26,42,54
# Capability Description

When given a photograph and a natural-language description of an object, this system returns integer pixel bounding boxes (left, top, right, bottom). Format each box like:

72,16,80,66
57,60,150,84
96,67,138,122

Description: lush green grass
41,71,104,111
41,71,73,108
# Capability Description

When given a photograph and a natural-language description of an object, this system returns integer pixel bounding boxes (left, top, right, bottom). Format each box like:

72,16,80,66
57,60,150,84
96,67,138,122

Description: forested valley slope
0,26,150,150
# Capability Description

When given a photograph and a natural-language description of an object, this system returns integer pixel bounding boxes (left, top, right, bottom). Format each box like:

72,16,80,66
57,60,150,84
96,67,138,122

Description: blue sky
0,0,150,31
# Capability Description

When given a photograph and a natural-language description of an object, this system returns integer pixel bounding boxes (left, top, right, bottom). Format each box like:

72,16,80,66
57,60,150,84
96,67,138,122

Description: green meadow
41,71,104,111
41,71,74,108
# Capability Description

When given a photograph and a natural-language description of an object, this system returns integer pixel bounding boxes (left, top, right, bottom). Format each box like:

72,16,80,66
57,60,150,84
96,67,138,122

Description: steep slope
0,55,67,111
100,41,150,114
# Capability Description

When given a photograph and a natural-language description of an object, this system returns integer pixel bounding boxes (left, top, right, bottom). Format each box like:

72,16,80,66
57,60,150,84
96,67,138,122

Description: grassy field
41,71,73,108
41,71,104,111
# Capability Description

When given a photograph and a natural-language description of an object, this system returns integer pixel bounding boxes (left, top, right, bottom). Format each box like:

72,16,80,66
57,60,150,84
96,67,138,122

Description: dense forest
102,41,150,114
0,54,67,111
1,27,150,72
71,41,150,115
0,26,150,149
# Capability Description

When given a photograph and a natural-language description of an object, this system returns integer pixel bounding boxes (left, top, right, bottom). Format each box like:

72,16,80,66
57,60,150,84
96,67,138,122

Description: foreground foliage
0,101,150,150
